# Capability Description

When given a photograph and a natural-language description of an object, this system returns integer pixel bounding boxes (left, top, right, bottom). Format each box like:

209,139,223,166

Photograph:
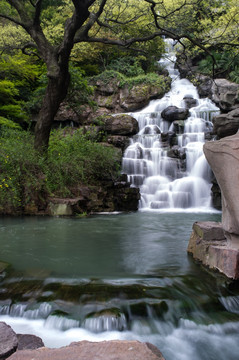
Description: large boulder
8,340,165,360
211,78,239,112
161,106,189,122
195,75,213,98
17,334,44,350
103,114,139,136
187,222,239,279
213,108,239,138
119,83,165,112
0,322,18,359
204,132,239,240
188,132,239,279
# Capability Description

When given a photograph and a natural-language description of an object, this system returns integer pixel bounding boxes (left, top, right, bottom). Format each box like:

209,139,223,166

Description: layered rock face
188,132,239,279
211,79,239,112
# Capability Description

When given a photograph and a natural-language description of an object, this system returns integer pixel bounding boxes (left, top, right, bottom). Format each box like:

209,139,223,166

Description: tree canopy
0,0,238,150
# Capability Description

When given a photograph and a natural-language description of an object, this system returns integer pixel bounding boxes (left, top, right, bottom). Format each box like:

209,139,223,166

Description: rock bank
0,322,44,359
0,321,165,360
8,340,165,360
188,132,239,279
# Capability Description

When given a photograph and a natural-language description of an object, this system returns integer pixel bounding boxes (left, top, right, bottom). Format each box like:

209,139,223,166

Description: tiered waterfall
122,40,220,211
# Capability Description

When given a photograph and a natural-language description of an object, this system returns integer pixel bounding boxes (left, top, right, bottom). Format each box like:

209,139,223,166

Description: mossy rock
0,261,11,274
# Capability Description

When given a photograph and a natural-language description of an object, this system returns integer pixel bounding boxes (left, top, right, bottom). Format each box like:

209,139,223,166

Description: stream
1,212,239,360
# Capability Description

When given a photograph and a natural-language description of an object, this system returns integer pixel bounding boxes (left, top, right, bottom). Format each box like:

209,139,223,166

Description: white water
122,40,220,211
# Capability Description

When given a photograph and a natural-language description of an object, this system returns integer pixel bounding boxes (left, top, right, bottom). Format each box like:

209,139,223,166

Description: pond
1,211,239,360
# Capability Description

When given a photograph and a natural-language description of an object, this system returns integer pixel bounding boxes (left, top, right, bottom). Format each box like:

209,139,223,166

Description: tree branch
0,13,26,28
34,0,43,26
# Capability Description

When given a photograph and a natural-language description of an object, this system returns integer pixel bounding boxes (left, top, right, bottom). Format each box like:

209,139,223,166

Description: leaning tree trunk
34,70,70,152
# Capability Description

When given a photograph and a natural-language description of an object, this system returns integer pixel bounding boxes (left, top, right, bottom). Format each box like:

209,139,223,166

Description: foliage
0,128,43,212
0,127,120,212
106,56,145,77
46,128,120,195
198,51,239,83
0,116,21,129
0,52,42,124
91,68,170,91
28,64,95,115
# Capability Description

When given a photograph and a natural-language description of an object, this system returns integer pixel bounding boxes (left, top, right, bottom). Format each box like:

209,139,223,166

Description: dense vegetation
0,0,238,213
0,127,120,214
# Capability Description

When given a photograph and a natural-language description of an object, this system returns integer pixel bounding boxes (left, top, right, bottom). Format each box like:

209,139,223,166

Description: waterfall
122,39,220,211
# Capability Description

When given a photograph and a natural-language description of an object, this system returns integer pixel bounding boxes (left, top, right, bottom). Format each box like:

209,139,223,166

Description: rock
213,108,239,138
187,222,239,279
211,177,221,210
17,334,44,350
119,85,150,111
192,221,225,241
54,103,80,127
47,179,140,215
196,75,213,98
104,114,139,136
183,95,198,109
204,132,239,237
0,261,11,274
86,74,171,118
189,132,239,279
161,106,189,122
107,135,130,150
211,78,239,112
0,322,18,359
8,340,165,360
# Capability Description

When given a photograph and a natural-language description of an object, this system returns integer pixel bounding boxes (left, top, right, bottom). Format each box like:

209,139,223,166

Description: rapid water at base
1,213,239,360
122,40,220,211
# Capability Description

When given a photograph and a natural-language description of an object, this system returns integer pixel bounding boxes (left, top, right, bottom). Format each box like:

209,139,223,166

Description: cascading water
122,40,220,211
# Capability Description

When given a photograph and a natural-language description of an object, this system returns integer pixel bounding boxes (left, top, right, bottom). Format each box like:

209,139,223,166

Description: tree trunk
34,70,70,152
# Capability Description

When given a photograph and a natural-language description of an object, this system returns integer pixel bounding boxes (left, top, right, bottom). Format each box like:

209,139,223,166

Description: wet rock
83,308,127,332
196,75,213,98
143,125,161,135
167,146,186,160
0,261,11,275
17,334,44,350
107,135,130,150
212,78,239,112
8,340,165,360
183,95,198,109
161,106,189,122
0,322,18,359
103,114,139,136
172,120,185,134
213,108,239,139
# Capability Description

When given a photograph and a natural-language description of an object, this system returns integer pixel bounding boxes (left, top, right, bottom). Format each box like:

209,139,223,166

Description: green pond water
0,211,239,360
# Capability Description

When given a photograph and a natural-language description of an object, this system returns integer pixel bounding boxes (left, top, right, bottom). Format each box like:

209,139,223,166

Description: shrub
0,128,121,213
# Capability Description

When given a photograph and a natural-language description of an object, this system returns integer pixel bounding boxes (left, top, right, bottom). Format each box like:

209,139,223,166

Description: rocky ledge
1,321,165,360
188,132,239,279
187,222,239,279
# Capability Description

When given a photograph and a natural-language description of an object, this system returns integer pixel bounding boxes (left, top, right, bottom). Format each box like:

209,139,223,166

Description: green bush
106,56,145,77
198,51,239,83
46,128,120,195
0,128,120,213
91,69,171,91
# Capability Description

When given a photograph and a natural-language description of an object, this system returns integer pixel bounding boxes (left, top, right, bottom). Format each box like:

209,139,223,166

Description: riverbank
0,321,165,360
